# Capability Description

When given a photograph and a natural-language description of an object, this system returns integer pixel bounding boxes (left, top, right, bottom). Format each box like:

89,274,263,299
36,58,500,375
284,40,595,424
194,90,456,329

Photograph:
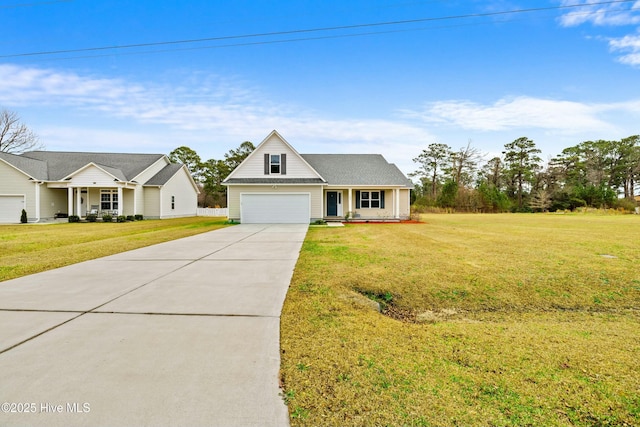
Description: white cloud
558,0,640,27
403,96,640,135
0,63,435,174
608,30,640,64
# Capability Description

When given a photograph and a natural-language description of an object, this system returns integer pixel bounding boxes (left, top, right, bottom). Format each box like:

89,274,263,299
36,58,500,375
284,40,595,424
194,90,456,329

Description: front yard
0,217,229,282
280,213,640,426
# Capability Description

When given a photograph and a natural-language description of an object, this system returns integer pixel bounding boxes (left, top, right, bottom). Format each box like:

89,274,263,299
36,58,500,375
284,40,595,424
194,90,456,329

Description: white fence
197,208,228,217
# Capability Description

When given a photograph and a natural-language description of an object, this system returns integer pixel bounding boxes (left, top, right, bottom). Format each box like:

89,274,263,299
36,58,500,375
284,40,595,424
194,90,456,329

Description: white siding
144,187,161,219
158,168,197,218
69,165,120,186
230,133,320,179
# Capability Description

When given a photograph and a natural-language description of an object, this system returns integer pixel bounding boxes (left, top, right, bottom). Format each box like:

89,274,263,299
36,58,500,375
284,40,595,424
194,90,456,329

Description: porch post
348,188,353,215
68,187,73,216
133,188,137,216
117,187,123,216
319,187,324,219
76,188,82,216
34,182,41,222
395,188,400,219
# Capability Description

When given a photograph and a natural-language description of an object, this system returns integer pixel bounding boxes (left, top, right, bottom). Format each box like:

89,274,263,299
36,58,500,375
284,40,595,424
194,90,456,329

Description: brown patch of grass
281,214,640,426
0,217,230,281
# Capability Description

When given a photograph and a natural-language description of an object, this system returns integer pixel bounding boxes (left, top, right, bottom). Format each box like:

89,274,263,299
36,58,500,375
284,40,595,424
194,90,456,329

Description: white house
223,130,413,223
0,151,199,223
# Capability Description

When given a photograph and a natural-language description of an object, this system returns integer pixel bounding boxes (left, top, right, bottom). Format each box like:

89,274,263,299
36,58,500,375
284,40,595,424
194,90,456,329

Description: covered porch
322,187,410,222
50,185,138,218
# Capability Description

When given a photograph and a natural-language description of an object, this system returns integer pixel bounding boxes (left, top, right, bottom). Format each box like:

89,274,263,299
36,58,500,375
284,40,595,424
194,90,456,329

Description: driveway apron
0,223,307,427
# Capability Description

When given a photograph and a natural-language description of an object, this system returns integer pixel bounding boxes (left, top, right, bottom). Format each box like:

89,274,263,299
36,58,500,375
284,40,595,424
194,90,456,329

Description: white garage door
0,195,25,223
241,193,310,224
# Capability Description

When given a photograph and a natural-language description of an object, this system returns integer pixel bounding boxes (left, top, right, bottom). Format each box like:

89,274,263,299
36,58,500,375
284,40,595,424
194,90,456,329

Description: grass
280,213,640,426
0,217,230,282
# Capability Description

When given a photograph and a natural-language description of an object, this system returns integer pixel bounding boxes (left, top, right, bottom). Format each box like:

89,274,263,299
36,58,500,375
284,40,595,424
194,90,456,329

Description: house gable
63,163,127,186
225,130,324,181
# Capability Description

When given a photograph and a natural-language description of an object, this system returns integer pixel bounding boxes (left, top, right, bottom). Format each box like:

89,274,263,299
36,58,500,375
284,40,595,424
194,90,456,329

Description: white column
76,188,82,216
319,188,324,219
34,182,41,222
395,188,400,218
117,187,123,216
348,188,353,215
133,188,137,216
68,187,73,216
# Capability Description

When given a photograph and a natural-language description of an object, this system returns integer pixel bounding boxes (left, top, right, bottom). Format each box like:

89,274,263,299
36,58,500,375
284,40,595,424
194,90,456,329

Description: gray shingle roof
17,151,166,181
144,163,184,186
301,154,412,187
0,151,48,179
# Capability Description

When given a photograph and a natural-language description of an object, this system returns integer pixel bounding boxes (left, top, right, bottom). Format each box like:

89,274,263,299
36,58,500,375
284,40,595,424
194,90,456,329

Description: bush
86,214,98,222
126,215,135,221
116,216,126,223
102,214,113,222
134,214,144,221
20,209,27,224
68,215,80,223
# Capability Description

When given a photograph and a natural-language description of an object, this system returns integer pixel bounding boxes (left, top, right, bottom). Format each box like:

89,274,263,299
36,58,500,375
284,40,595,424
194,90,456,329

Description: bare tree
0,109,41,154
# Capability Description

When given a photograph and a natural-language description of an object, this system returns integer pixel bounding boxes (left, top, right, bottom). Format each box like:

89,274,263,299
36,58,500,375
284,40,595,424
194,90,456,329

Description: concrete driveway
0,223,307,427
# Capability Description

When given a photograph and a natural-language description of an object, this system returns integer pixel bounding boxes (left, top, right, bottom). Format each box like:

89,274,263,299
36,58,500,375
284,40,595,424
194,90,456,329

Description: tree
448,140,482,187
502,137,542,210
224,141,255,170
169,146,202,182
412,143,452,200
0,109,41,154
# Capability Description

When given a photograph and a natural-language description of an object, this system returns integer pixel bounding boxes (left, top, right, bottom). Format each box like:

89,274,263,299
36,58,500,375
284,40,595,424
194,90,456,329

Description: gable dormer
225,130,324,181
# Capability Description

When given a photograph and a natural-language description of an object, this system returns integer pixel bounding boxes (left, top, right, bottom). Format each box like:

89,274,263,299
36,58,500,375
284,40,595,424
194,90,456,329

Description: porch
52,186,137,218
322,188,410,221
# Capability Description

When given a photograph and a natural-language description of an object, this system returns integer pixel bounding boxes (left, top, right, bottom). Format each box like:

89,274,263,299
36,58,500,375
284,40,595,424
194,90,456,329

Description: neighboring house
0,151,199,223
223,130,413,224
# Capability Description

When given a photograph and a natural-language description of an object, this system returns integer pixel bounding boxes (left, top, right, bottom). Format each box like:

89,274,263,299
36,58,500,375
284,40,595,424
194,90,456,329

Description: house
0,150,199,223
223,130,413,223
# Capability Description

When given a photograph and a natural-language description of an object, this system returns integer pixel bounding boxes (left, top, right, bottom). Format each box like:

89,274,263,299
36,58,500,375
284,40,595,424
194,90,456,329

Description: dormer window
270,154,281,174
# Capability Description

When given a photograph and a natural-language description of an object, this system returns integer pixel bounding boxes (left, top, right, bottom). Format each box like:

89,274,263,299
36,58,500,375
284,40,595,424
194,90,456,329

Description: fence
197,208,228,217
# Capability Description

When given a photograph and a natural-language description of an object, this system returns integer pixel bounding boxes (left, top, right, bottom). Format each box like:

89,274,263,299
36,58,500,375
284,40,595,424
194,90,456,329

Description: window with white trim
361,191,381,208
100,189,118,211
270,154,281,174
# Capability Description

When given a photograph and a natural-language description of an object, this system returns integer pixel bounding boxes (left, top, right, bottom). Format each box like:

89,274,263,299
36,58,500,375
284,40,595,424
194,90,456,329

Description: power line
1,0,636,59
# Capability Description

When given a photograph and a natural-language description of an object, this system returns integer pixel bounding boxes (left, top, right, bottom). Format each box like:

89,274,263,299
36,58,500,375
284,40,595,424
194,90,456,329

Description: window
356,190,385,209
171,195,175,210
270,154,281,174
100,190,118,211
360,191,380,208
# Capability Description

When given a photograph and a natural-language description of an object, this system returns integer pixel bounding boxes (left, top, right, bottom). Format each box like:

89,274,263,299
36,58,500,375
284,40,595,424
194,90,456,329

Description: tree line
411,136,640,212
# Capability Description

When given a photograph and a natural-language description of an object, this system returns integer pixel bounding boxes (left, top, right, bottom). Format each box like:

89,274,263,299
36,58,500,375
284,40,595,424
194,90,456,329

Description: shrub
134,214,144,221
86,214,98,222
20,209,27,224
126,215,135,221
102,214,113,222
116,216,126,223
68,215,80,223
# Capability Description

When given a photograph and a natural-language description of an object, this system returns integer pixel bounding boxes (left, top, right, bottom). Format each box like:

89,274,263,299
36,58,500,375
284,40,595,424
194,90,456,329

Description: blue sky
1,0,640,176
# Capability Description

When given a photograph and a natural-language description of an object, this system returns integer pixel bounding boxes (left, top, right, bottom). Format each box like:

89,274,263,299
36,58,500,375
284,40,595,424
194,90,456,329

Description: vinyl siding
230,134,320,179
68,165,120,186
158,168,197,218
144,187,161,219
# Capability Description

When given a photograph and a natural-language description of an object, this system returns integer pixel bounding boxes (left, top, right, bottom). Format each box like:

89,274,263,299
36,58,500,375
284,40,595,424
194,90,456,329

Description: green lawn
280,213,640,426
0,217,230,282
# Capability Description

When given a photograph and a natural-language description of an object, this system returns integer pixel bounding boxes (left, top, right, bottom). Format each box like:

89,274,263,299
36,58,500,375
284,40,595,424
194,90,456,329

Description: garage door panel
241,194,310,224
0,196,25,223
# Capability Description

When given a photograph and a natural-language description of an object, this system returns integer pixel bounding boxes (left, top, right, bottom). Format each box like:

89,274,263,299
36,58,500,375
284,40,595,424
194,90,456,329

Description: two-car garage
240,193,310,224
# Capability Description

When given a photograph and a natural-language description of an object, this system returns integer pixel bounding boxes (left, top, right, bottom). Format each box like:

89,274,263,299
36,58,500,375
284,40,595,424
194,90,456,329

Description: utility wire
1,0,636,59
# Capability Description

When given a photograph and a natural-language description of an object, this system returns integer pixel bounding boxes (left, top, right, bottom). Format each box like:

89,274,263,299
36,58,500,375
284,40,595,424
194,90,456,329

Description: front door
327,192,338,216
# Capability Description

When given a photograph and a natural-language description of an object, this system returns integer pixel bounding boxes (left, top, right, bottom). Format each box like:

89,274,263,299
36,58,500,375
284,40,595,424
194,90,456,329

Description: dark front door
327,192,338,216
